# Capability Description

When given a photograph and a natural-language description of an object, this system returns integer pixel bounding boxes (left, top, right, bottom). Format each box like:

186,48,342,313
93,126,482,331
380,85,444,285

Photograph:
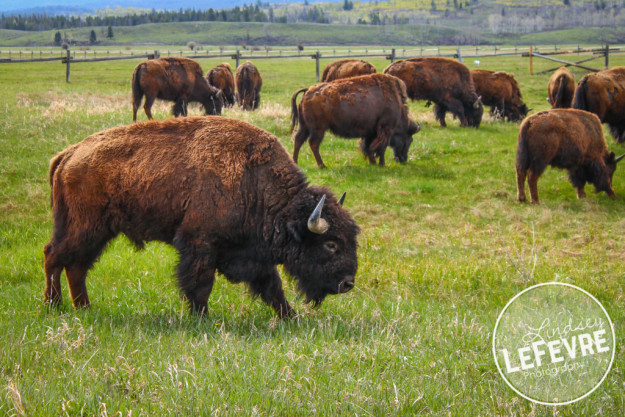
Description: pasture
1,52,624,416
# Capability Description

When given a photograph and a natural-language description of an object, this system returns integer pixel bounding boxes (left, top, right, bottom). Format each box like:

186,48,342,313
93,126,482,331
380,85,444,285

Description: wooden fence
1,44,623,82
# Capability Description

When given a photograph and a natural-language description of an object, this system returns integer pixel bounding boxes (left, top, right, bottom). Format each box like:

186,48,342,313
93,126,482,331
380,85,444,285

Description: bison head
506,103,531,122
467,96,484,128
203,87,224,116
390,120,420,163
278,189,360,305
590,152,625,197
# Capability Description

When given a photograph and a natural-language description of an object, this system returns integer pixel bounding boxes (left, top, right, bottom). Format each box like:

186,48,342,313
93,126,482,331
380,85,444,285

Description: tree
54,31,62,45
431,0,437,11
89,29,97,44
563,0,570,5
343,0,354,10
107,25,114,38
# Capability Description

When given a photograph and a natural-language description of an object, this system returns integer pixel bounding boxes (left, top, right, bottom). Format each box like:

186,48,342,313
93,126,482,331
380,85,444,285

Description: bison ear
287,221,303,243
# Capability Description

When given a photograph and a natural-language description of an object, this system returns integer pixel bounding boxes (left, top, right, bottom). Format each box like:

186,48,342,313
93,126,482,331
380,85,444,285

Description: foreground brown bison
207,62,236,107
43,117,360,318
516,109,623,204
321,59,377,82
290,73,420,168
573,66,625,143
235,61,262,110
547,66,575,109
384,57,483,127
131,57,223,121
471,69,529,121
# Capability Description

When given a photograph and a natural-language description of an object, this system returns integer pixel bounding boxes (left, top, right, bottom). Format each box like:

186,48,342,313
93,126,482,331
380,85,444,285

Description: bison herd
44,54,625,318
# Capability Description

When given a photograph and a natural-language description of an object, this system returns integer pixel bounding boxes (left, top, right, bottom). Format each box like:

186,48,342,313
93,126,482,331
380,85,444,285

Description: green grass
1,52,625,416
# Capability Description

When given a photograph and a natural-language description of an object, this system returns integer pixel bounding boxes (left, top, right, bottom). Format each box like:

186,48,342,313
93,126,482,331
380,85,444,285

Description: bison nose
338,276,355,293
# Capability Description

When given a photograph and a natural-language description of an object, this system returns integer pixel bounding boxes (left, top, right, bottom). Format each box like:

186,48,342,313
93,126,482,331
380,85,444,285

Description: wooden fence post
390,48,396,63
65,49,71,83
529,45,533,76
605,43,609,69
314,51,321,82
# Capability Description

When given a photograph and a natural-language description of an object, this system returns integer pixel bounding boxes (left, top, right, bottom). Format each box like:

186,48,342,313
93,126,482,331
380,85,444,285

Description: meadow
0,51,624,416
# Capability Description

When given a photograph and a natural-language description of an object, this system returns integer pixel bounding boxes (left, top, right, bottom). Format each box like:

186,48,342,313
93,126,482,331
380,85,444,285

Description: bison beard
43,117,359,318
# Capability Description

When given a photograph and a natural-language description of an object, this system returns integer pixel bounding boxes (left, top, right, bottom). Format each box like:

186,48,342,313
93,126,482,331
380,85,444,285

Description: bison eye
324,241,339,253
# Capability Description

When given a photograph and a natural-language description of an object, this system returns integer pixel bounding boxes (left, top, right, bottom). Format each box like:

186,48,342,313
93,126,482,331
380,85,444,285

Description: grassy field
1,51,624,416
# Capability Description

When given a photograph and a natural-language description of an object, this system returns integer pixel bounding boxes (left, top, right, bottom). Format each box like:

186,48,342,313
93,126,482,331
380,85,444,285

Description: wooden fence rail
1,44,622,82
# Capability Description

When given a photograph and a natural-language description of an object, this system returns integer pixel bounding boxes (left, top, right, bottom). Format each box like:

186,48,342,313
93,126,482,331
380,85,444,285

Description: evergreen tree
54,31,62,45
106,25,113,38
89,29,97,44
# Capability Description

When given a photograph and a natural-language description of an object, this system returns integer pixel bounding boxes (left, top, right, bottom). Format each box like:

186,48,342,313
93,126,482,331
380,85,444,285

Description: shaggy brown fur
471,69,529,121
384,57,483,127
290,73,420,168
321,59,377,82
573,66,625,143
516,109,623,204
43,117,360,318
235,61,263,110
548,66,575,109
207,63,236,107
131,57,223,121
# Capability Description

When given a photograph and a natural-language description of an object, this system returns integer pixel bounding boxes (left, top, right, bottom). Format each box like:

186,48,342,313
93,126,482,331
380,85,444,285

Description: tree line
0,6,278,31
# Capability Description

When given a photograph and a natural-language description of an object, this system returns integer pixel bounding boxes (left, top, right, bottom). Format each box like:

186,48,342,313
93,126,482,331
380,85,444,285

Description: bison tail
290,88,308,133
516,119,532,174
131,64,144,116
554,74,568,108
572,76,588,110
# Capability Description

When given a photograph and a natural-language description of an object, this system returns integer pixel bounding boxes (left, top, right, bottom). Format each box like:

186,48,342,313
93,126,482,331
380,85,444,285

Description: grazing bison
547,66,575,109
131,57,223,122
470,69,529,121
573,66,625,143
207,62,236,107
290,73,420,168
321,59,377,82
516,109,624,204
384,57,483,127
43,117,360,318
235,61,262,110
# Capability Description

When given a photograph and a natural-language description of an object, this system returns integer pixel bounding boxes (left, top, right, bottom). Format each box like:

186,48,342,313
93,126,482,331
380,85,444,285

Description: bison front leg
248,266,293,319
434,103,448,127
174,238,216,315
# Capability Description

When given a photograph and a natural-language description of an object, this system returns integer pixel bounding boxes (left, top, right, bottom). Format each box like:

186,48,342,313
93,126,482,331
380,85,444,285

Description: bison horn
474,96,482,109
308,194,329,234
616,154,625,164
338,192,346,206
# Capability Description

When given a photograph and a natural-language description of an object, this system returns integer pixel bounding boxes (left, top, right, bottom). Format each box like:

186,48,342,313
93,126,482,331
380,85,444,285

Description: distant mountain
1,1,305,15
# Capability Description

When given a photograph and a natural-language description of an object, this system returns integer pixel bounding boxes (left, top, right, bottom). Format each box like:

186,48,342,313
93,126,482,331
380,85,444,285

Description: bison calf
132,57,223,121
44,117,360,319
290,73,420,168
516,109,624,204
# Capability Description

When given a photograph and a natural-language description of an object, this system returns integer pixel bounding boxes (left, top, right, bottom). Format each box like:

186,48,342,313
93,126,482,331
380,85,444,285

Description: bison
547,66,575,109
207,62,236,107
321,59,377,82
573,66,625,143
290,73,420,168
131,57,223,122
43,117,360,319
470,69,529,121
384,57,483,128
516,109,624,204
235,61,262,110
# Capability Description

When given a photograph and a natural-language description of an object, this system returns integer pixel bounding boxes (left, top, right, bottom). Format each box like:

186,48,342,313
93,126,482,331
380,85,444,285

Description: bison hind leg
434,103,448,127
609,124,625,143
